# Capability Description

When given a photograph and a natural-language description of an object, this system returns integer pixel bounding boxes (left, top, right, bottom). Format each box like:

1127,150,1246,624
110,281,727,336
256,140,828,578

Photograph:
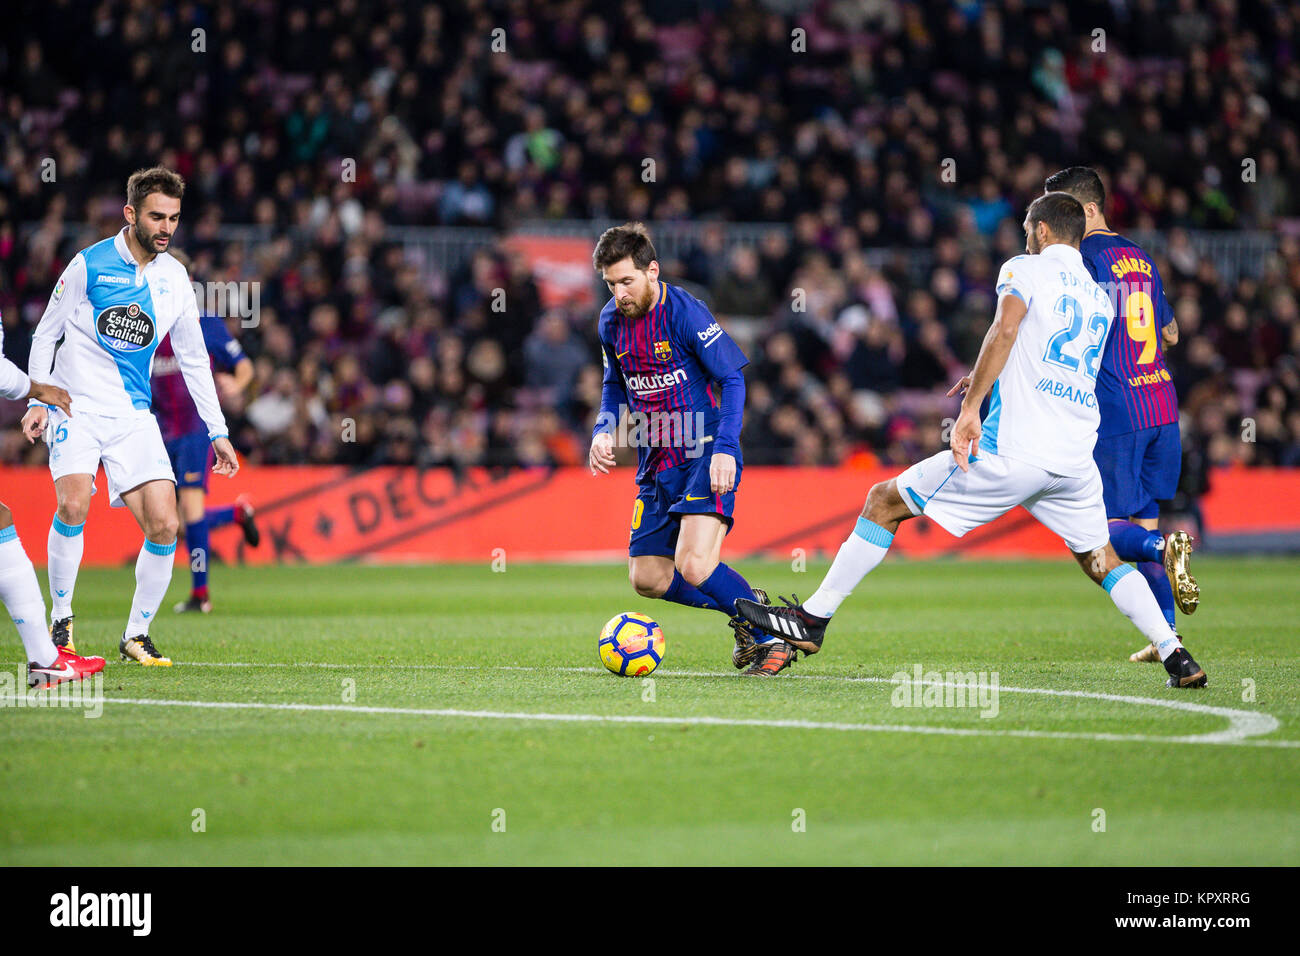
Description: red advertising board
0,465,1296,566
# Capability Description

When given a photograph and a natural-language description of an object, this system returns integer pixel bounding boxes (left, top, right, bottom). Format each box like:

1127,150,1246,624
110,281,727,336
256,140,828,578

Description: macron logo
50,886,152,936
696,322,724,347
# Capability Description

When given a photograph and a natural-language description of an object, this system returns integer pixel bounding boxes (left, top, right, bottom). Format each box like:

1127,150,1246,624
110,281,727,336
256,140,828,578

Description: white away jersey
984,243,1115,477
28,228,228,439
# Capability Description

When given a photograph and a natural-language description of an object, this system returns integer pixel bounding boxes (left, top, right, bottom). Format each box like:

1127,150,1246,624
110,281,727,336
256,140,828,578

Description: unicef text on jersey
591,406,709,459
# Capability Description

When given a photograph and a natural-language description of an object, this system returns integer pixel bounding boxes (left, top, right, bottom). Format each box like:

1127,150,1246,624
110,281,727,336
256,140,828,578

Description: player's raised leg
47,473,94,653
0,503,105,687
1073,542,1206,687
119,479,180,666
206,495,260,548
1110,510,1200,662
736,477,911,656
1019,460,1207,687
1162,526,1199,614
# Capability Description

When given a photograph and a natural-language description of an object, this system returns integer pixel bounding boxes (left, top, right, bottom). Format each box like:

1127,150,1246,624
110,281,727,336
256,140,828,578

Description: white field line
12,661,1289,749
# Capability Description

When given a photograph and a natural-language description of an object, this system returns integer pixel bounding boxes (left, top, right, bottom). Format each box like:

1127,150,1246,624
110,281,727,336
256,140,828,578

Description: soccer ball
598,612,666,676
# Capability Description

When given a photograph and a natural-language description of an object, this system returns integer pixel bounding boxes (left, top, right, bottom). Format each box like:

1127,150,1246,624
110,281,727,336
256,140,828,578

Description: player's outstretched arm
0,326,68,439
27,382,71,416
951,292,1028,472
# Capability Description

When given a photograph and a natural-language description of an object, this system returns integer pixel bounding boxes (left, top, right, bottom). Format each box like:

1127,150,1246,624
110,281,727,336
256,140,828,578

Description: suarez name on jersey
1079,230,1179,438
597,282,747,482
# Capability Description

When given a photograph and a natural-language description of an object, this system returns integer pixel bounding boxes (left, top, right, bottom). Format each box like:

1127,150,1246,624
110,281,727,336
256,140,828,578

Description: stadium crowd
2,0,1299,480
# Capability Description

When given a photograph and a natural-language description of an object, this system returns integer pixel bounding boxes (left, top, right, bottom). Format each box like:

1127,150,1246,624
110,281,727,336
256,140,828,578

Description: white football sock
803,517,894,618
1104,565,1181,661
0,528,57,666
47,514,85,621
127,539,177,636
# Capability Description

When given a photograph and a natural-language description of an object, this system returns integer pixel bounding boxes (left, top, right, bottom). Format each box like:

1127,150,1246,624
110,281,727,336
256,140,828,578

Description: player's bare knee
1074,544,1119,586
676,554,714,588
144,513,180,544
632,579,665,599
863,481,901,525
628,563,669,598
56,497,89,526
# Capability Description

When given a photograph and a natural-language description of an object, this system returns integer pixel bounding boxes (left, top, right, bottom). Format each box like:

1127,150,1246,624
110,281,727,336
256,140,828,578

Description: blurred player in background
736,194,1209,690
19,167,239,666
0,312,106,686
588,223,789,676
153,249,259,615
1045,167,1199,664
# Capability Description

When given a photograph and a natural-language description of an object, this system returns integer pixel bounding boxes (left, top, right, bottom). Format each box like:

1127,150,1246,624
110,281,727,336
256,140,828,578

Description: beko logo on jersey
696,322,723,346
96,303,156,352
625,368,688,392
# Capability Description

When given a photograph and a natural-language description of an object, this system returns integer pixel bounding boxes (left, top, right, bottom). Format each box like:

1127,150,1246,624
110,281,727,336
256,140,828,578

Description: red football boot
27,647,107,688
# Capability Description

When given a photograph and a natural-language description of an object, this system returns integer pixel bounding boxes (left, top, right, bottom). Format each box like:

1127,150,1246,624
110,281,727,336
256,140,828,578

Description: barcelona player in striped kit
588,223,790,675
1045,168,1199,663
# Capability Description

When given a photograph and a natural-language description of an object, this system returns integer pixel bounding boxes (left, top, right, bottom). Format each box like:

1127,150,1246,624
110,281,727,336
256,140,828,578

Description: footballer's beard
616,285,655,319
1025,232,1040,255
132,220,171,257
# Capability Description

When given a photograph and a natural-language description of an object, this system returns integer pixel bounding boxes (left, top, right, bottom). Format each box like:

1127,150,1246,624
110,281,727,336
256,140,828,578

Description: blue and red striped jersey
1079,230,1179,437
597,281,748,482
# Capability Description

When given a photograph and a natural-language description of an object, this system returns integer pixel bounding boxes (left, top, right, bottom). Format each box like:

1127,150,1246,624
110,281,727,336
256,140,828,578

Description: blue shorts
1093,423,1181,519
628,454,739,558
165,431,213,492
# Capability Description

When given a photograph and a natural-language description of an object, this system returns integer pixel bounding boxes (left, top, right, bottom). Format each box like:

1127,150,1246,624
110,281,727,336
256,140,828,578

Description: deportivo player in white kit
20,167,239,667
736,192,1208,689
0,316,107,686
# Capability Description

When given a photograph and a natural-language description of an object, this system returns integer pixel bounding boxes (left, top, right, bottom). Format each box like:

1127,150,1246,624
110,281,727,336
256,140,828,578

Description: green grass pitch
2,557,1297,865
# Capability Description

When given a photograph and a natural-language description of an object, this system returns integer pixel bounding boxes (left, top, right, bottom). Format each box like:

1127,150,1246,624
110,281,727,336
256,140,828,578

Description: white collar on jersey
1038,242,1083,263
113,227,136,266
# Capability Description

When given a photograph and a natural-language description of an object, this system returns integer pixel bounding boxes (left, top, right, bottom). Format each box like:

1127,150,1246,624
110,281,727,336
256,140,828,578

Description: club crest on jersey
96,303,156,353
654,340,672,361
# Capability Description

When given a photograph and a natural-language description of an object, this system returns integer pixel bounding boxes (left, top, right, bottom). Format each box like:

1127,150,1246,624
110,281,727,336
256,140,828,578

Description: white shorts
896,449,1109,554
45,408,175,508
